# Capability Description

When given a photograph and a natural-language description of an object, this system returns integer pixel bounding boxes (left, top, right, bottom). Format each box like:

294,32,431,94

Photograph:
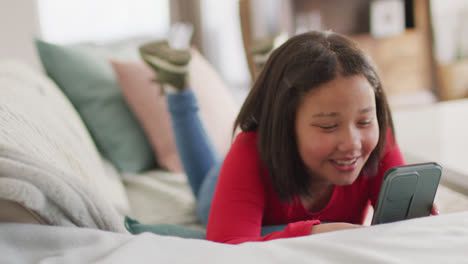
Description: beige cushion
188,48,239,155
0,199,48,225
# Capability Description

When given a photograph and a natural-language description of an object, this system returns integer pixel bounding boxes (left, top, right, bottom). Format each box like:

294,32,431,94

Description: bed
1,39,468,263
2,211,468,263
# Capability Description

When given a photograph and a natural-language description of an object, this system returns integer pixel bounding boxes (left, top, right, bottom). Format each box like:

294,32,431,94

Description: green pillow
35,39,156,173
124,216,206,239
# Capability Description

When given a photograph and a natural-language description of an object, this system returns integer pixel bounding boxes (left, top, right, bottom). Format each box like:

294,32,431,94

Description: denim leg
196,162,222,225
260,225,287,236
167,90,220,198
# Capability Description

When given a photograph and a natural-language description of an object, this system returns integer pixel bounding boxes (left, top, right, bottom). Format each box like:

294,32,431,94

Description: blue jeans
167,90,286,234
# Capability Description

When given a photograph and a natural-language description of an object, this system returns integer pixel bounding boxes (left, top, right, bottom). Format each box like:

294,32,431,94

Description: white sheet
2,211,468,264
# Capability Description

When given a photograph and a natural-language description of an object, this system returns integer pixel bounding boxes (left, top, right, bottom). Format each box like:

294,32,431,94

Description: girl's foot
139,40,191,92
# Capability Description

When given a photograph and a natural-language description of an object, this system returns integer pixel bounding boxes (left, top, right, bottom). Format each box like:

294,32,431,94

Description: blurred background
1,0,468,107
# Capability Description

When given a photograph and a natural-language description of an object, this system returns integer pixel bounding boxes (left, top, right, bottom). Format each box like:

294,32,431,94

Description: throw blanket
0,61,128,232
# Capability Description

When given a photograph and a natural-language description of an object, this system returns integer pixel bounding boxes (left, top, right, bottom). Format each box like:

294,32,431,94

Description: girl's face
295,74,379,187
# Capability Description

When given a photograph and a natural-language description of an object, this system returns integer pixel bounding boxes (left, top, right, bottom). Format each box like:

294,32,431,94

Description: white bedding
1,211,467,264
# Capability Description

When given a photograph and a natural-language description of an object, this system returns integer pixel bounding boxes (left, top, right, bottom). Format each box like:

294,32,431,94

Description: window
37,0,169,44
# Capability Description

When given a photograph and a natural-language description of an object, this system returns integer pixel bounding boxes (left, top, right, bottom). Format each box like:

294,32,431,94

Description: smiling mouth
332,158,358,165
329,157,360,172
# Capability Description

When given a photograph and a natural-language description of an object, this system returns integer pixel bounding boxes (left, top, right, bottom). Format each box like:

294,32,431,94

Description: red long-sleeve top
206,130,405,244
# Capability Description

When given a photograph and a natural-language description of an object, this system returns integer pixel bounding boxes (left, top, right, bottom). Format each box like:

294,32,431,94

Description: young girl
139,31,432,244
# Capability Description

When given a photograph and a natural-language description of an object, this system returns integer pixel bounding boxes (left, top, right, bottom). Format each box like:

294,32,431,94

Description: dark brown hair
233,31,394,202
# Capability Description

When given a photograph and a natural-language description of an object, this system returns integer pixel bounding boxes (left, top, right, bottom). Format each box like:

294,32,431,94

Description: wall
0,0,42,70
0,0,169,71
431,0,468,63
200,0,250,90
38,0,169,44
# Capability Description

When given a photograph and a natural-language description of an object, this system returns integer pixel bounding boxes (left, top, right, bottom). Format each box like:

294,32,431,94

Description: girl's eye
317,124,337,130
358,120,372,126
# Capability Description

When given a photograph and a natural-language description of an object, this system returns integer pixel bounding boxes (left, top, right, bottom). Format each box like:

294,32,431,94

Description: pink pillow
111,60,183,173
111,49,238,173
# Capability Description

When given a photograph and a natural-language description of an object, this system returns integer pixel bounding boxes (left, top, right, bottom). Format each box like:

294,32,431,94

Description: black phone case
372,162,442,225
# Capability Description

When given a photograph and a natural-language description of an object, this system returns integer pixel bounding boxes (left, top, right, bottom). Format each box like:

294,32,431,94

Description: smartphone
371,162,442,225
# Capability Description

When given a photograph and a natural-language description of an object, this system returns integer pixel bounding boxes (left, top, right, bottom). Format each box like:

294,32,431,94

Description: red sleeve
206,133,320,244
369,129,406,207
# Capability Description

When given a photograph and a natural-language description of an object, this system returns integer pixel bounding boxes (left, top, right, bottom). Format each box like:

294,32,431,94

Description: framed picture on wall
370,0,406,38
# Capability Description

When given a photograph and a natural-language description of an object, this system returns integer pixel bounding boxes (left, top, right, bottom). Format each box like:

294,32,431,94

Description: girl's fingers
431,204,440,215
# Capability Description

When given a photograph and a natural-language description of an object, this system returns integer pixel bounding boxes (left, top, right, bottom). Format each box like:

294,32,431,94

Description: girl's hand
431,203,440,215
310,223,362,235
